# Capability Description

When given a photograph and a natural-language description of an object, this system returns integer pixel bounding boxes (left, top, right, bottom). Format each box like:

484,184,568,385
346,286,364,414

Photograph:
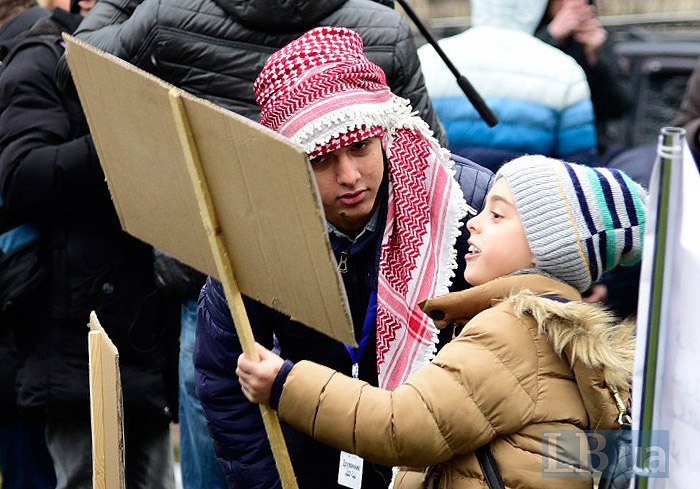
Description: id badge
338,450,364,489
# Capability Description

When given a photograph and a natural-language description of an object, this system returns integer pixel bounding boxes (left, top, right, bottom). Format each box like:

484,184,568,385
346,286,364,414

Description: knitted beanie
497,155,647,292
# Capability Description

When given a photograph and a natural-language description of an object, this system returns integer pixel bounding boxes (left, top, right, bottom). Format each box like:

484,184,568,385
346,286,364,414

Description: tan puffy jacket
277,274,634,488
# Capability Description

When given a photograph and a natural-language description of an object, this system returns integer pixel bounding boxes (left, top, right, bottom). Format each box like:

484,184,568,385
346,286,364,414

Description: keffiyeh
254,27,468,389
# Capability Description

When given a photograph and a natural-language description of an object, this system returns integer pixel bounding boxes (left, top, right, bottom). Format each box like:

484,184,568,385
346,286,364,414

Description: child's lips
466,242,481,261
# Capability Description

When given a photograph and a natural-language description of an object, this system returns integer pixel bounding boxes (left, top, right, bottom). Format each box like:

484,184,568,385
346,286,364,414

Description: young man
194,27,492,489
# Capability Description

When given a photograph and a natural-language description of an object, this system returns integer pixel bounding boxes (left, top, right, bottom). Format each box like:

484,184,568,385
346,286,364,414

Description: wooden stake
168,89,298,489
88,311,126,489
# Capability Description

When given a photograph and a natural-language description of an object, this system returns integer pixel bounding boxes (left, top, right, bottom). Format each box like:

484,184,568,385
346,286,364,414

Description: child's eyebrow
488,194,515,207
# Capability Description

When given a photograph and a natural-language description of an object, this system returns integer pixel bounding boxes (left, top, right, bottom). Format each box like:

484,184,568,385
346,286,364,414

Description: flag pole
635,126,685,486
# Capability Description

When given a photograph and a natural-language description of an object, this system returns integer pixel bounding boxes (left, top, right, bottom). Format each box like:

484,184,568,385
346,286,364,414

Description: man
672,55,700,166
0,0,49,61
0,1,178,487
194,26,493,488
535,0,632,157
67,1,449,486
0,4,55,487
418,0,598,171
68,0,445,142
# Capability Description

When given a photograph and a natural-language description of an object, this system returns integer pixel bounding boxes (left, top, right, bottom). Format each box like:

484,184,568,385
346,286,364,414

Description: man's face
310,137,384,236
78,0,96,16
549,0,565,16
53,0,71,11
464,177,535,286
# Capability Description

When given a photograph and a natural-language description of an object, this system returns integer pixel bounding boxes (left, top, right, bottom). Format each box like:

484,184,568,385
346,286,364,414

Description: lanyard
344,289,377,379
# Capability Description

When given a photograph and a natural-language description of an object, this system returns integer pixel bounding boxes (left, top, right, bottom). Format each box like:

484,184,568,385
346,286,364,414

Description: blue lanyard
344,289,377,379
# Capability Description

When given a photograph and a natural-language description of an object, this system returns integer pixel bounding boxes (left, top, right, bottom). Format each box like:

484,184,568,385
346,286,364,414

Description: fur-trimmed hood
421,273,634,430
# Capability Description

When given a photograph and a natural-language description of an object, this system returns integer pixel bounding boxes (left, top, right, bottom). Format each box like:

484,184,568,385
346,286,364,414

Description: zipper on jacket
337,251,348,274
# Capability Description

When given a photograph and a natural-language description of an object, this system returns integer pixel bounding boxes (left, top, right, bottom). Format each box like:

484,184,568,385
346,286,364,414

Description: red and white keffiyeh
254,27,468,390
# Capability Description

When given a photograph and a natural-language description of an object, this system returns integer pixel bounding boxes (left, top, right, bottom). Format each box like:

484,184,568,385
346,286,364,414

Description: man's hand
547,0,595,45
236,343,284,405
574,18,608,66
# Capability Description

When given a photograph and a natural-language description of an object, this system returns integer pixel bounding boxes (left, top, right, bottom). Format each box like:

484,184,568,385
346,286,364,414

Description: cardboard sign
88,312,126,489
65,37,354,345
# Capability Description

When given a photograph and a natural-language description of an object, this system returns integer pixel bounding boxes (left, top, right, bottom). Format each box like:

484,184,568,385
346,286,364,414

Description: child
237,154,646,488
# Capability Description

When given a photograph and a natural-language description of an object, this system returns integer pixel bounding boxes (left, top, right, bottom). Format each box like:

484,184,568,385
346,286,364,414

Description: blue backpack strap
0,196,38,254
0,35,60,251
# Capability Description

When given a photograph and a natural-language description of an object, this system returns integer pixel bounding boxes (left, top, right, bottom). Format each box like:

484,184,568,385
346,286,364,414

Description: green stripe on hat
620,171,646,265
584,169,617,272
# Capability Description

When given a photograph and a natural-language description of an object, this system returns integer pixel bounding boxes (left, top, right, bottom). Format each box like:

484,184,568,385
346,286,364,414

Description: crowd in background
0,0,698,488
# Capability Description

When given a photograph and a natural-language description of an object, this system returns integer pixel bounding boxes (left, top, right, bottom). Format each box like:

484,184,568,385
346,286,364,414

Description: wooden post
168,89,298,489
88,311,126,489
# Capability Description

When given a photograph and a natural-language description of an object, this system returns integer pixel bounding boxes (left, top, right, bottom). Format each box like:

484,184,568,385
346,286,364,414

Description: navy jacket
194,156,493,488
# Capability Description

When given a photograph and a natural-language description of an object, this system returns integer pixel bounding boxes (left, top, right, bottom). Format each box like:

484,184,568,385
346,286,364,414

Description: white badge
338,451,364,489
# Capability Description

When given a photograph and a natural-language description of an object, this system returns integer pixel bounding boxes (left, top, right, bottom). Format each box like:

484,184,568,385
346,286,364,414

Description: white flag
633,137,700,488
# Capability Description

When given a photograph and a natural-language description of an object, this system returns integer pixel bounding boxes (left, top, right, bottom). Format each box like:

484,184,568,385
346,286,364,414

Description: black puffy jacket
0,10,177,418
0,6,50,61
71,0,445,143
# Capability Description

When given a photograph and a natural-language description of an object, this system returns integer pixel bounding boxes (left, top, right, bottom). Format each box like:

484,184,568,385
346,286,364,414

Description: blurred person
588,53,700,320
0,0,49,61
194,27,493,488
0,1,179,488
65,1,450,487
536,0,633,157
0,3,53,488
672,54,700,168
418,0,598,172
154,250,226,489
69,0,445,144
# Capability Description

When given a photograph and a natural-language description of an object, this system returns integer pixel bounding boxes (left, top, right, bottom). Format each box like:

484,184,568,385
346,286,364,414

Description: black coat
0,6,50,61
0,4,51,416
69,0,445,143
194,156,493,489
0,10,177,418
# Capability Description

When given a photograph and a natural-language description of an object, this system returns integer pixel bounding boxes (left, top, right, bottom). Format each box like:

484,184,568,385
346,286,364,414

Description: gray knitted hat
497,155,648,292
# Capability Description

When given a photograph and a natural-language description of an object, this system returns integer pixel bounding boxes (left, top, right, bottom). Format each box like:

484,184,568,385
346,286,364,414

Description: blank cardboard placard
65,36,354,345
88,312,126,489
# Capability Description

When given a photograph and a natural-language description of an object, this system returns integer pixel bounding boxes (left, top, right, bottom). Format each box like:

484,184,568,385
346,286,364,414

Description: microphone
394,0,499,128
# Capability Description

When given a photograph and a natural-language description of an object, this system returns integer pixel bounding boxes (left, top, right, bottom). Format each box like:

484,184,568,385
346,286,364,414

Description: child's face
310,137,384,236
464,177,535,286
